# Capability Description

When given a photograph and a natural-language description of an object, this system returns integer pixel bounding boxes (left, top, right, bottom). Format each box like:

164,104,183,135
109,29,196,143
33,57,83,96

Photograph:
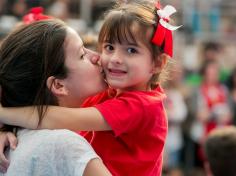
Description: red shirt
201,83,227,109
81,87,168,176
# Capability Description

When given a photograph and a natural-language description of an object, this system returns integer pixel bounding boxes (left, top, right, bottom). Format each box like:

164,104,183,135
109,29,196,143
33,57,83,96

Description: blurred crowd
0,0,236,176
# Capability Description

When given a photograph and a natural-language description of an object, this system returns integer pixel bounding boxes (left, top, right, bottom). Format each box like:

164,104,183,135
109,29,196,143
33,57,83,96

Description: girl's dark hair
98,1,169,88
0,19,68,131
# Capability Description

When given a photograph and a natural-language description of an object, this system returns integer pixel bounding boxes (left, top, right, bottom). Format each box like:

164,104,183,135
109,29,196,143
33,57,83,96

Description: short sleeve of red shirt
94,89,166,136
81,88,116,107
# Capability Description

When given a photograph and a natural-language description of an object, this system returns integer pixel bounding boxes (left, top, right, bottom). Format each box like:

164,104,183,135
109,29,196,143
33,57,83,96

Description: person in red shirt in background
0,1,181,175
190,59,232,167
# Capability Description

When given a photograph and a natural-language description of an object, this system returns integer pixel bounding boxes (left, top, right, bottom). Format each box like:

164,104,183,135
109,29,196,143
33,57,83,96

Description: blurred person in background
190,59,231,169
226,67,236,125
204,126,236,176
48,0,70,21
163,64,187,176
201,42,230,83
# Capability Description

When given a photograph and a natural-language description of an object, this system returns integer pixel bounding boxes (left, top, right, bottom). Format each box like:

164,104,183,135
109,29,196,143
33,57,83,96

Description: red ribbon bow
155,1,162,9
23,7,53,25
152,22,173,57
151,3,180,58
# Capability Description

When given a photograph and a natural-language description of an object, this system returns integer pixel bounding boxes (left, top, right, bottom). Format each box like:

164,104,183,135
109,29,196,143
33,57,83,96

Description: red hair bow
155,1,162,9
23,7,53,24
152,4,181,57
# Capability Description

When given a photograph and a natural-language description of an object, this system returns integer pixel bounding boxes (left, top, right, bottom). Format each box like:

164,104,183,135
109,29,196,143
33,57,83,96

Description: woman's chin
94,81,108,95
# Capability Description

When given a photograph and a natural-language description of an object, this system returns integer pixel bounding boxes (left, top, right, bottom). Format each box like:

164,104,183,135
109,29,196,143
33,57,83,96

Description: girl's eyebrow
124,42,141,48
126,43,138,46
103,40,138,46
103,41,140,47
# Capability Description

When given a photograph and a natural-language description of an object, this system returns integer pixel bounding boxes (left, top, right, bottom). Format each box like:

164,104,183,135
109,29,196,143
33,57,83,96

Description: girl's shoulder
81,88,116,107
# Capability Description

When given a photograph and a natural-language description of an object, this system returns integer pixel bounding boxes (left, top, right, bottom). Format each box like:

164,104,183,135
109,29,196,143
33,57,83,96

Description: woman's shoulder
18,129,89,148
17,129,97,161
10,129,98,176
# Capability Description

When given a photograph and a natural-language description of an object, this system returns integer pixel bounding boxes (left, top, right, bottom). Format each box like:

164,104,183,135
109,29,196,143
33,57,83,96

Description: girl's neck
116,86,152,95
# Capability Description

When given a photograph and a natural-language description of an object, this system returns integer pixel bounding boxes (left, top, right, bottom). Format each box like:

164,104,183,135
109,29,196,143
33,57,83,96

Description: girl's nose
110,51,122,64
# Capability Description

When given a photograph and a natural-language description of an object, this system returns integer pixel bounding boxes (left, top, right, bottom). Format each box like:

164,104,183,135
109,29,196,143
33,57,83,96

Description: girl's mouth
108,69,127,76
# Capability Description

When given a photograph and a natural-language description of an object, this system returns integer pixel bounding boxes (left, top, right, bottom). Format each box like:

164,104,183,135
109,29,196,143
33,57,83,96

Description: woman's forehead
64,28,84,58
65,28,83,47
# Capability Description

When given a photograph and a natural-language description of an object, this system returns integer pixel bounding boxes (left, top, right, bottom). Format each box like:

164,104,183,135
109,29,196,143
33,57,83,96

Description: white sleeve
53,130,100,176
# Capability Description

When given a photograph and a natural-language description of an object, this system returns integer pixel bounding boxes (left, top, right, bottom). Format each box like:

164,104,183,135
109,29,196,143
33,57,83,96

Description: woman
0,19,110,175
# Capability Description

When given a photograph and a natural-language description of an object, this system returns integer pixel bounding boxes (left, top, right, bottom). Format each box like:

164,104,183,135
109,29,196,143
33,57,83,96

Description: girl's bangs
99,12,139,45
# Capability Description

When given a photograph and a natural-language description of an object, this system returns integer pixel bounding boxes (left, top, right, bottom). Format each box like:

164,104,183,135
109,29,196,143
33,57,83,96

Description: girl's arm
0,106,111,131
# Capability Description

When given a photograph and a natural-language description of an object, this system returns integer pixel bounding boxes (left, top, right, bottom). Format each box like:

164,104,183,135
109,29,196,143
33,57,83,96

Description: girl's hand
0,132,18,173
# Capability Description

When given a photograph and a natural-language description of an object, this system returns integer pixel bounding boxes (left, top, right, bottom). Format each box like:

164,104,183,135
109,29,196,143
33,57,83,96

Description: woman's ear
46,76,68,97
151,53,169,74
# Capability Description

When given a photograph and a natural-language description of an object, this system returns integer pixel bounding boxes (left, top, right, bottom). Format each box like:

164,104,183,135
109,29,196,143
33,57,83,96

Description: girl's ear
46,76,68,97
151,53,168,74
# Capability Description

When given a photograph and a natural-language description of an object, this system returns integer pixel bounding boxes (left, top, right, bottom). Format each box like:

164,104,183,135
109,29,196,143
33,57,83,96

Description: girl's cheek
101,56,107,66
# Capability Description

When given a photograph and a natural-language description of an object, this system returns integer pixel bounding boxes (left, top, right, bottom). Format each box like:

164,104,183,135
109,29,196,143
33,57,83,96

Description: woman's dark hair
0,19,68,131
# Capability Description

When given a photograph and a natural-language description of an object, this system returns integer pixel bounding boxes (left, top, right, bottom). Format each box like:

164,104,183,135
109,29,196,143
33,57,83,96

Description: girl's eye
104,44,114,51
127,48,137,54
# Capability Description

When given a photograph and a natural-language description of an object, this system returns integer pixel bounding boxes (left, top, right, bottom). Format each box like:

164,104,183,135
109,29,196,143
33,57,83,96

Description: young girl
0,1,180,175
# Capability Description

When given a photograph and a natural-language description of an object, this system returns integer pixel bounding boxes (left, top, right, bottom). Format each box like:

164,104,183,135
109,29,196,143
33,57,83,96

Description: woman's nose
90,55,101,65
85,48,101,65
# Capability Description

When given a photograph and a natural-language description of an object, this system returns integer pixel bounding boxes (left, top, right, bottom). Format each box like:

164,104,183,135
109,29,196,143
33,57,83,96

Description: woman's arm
0,106,111,131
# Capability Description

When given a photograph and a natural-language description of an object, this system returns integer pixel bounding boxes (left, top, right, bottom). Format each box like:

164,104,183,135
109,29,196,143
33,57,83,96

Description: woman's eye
80,54,85,60
127,48,137,54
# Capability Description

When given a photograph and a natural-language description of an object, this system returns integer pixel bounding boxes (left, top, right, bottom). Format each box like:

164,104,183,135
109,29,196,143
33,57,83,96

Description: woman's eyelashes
80,53,85,60
80,48,86,60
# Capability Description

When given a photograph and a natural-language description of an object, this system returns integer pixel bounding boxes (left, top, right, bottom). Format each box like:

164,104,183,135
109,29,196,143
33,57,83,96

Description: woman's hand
0,132,18,173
